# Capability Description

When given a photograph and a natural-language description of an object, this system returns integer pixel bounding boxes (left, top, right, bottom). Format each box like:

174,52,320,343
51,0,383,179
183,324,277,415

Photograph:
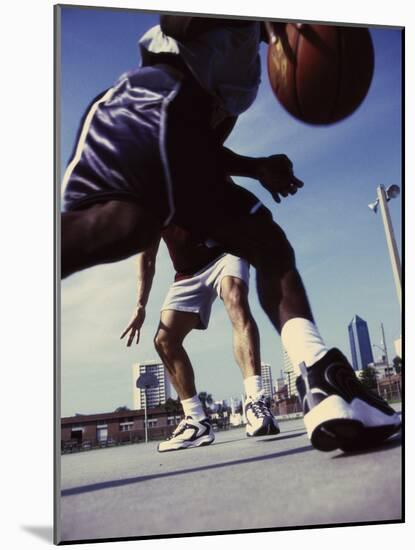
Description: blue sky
59,6,402,417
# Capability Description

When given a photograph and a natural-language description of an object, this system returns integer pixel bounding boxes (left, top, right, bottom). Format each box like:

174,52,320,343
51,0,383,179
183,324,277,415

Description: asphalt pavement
59,405,402,543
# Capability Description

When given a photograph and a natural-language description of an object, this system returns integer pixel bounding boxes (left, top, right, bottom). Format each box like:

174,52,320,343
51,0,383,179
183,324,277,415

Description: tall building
261,363,274,398
282,348,298,397
132,361,174,410
348,315,374,371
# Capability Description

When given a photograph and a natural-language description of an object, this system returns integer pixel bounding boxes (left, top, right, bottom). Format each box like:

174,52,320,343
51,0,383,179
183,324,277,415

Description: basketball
267,24,374,125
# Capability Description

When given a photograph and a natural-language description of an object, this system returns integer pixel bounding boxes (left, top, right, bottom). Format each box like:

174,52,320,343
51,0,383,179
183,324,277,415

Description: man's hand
120,306,146,347
255,154,304,203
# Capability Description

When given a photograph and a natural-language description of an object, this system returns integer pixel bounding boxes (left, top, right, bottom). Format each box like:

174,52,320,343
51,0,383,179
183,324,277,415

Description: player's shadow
210,431,306,446
61,444,314,497
21,525,53,543
210,436,252,446
258,431,307,443
332,432,402,459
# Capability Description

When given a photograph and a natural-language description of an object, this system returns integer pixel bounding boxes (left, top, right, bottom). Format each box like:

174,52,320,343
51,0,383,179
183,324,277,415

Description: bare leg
220,276,261,380
256,265,314,334
191,183,314,335
61,200,161,278
154,309,201,400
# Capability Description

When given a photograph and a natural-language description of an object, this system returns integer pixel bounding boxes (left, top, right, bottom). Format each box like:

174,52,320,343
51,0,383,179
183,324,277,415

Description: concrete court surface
59,407,402,543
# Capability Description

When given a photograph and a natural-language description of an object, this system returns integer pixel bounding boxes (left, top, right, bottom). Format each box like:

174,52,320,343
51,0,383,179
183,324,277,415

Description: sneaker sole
157,435,215,453
246,419,281,437
304,395,401,452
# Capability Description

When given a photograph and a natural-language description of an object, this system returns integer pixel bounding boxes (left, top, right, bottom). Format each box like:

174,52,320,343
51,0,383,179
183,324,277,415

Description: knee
222,279,250,324
154,330,177,359
154,330,167,357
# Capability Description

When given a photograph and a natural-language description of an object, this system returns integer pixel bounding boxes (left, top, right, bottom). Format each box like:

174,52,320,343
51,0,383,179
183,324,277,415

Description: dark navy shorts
62,64,293,268
62,65,188,225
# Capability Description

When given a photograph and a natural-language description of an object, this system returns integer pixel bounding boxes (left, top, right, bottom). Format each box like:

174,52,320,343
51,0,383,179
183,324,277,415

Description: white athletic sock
244,375,263,400
181,395,205,421
281,317,328,378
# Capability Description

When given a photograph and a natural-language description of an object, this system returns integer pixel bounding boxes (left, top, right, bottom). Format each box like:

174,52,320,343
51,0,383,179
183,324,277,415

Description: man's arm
220,147,304,204
120,238,161,347
261,21,287,43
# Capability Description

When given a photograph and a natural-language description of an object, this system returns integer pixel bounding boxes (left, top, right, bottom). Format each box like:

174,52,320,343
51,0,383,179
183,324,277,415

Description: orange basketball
267,23,374,125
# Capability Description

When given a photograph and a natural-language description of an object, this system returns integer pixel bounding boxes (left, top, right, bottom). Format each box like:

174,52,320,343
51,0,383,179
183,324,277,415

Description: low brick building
61,408,183,453
272,396,302,417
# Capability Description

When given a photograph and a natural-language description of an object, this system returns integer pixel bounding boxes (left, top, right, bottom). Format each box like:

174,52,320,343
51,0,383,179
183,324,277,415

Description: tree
163,397,182,414
114,406,130,413
359,367,378,392
392,356,402,375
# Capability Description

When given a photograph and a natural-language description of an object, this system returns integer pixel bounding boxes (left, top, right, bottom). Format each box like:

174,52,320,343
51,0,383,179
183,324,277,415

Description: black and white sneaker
245,390,280,437
296,348,401,452
157,416,215,452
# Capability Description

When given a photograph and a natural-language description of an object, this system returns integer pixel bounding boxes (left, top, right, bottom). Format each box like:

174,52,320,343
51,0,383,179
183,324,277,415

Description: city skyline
61,303,399,416
60,7,402,417
62,294,401,416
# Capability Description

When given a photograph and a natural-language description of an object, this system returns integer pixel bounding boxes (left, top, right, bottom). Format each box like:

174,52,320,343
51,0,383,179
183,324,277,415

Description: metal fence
61,391,402,454
378,388,402,403
61,427,174,454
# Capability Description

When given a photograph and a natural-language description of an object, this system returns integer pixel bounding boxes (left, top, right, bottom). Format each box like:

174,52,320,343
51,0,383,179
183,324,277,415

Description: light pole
136,372,159,443
368,184,401,310
380,321,390,368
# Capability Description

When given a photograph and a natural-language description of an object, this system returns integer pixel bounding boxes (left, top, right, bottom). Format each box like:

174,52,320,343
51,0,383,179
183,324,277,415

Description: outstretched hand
120,307,146,347
255,154,304,203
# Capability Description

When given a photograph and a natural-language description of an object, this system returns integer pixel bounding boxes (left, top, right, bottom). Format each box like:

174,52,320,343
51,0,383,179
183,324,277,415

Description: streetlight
136,373,159,443
368,184,401,310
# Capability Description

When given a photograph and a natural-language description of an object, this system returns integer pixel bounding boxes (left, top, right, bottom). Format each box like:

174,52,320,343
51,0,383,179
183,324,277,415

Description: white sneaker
296,348,401,452
157,416,215,452
245,390,280,437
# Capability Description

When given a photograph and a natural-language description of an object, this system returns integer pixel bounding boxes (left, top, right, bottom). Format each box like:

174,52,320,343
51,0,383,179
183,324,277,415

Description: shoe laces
248,391,272,418
169,417,188,439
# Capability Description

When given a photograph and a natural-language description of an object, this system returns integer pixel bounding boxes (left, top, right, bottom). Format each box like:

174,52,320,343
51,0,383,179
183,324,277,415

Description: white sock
181,395,205,421
281,317,328,378
244,375,263,400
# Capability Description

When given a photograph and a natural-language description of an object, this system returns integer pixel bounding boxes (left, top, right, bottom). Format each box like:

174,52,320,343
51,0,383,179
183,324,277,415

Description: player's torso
139,22,261,117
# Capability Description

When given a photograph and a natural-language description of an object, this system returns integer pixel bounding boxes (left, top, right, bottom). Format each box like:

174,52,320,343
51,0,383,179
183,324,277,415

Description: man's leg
61,200,161,278
189,184,400,451
255,262,329,370
201,199,328,371
220,276,260,381
249,250,400,450
154,309,200,401
154,309,214,452
221,274,280,436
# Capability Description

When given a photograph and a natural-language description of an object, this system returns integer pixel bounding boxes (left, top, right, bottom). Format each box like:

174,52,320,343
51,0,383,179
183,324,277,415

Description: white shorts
161,254,250,329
